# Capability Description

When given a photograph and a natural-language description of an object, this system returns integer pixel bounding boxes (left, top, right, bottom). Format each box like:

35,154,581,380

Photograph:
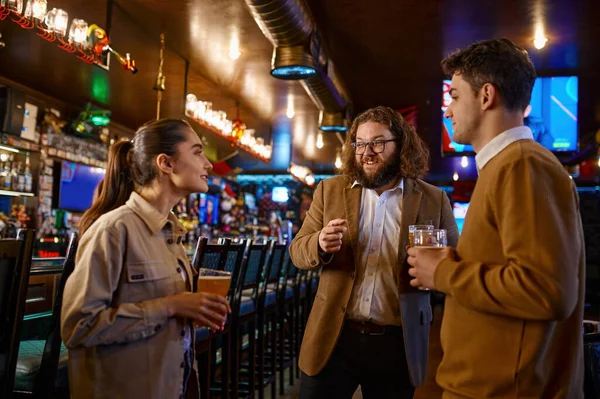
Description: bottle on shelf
17,161,25,192
3,156,11,191
24,153,32,193
10,156,19,192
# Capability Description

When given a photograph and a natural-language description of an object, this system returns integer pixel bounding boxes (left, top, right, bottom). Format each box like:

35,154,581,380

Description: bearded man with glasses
290,106,458,399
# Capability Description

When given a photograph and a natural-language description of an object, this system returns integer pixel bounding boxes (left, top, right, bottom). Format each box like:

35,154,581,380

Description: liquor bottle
10,157,19,191
17,162,25,192
24,153,32,193
3,156,11,190
0,161,5,189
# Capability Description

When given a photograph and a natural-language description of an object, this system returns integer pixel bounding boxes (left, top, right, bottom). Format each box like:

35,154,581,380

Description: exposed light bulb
334,153,342,169
533,28,548,49
229,36,241,60
31,0,47,20
316,132,324,149
461,156,469,168
453,172,459,181
597,156,600,167
286,94,294,119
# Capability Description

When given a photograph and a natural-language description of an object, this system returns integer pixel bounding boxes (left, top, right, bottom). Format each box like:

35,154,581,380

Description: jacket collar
126,192,187,236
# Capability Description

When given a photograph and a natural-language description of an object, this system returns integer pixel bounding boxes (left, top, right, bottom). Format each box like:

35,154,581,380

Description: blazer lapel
343,183,361,262
399,178,423,260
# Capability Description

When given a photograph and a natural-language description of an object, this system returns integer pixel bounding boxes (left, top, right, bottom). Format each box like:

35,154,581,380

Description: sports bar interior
0,0,599,398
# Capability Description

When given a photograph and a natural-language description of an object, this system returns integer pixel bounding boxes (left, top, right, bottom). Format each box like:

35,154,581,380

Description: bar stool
0,230,35,398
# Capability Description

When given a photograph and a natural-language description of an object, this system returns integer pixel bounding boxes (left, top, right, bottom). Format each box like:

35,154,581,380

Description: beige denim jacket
61,192,197,399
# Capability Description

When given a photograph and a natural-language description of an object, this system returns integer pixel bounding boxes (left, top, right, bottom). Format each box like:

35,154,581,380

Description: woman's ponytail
79,140,135,236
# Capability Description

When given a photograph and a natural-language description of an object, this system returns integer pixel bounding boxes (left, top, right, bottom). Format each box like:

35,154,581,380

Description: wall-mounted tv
53,161,105,212
199,193,220,225
442,76,578,155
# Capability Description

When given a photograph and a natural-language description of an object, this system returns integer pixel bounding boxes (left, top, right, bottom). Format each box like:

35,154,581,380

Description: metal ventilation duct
243,0,349,114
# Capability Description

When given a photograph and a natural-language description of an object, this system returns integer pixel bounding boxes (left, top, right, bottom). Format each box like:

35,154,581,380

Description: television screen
58,161,105,212
272,186,289,203
442,76,578,155
199,194,220,225
453,202,469,235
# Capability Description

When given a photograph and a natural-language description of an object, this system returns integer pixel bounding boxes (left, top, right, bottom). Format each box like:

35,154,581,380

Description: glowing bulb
597,156,600,167
286,94,294,119
461,156,469,168
533,28,548,49
0,153,8,162
68,19,88,44
229,36,241,60
453,172,459,181
31,0,47,20
316,132,324,149
334,153,342,169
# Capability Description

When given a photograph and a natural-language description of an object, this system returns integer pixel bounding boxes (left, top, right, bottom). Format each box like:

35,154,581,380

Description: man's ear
480,83,497,111
155,153,173,175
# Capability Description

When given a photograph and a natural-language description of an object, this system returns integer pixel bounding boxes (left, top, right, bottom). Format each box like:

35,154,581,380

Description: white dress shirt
347,178,404,326
475,126,534,171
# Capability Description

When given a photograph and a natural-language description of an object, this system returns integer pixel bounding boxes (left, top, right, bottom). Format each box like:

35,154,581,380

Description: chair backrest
0,229,34,398
223,239,249,303
33,232,78,396
241,243,269,296
256,240,276,308
267,243,286,285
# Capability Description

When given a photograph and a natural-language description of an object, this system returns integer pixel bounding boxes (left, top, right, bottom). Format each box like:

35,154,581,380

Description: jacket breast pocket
123,261,179,303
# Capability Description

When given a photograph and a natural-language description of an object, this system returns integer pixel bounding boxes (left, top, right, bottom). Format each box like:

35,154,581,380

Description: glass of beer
197,268,232,298
408,224,434,247
412,228,447,290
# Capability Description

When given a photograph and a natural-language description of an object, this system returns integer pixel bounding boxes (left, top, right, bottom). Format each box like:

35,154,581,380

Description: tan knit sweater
434,140,585,399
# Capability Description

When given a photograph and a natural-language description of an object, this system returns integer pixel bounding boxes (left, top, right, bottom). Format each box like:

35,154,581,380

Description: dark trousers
299,323,414,399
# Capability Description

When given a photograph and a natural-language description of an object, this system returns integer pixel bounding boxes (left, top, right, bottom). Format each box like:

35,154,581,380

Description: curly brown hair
441,38,536,111
339,106,429,179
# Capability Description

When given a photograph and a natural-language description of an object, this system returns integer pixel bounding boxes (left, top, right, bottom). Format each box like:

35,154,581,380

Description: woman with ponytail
61,118,230,399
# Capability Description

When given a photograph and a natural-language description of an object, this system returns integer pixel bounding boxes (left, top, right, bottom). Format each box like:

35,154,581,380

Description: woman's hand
164,292,231,330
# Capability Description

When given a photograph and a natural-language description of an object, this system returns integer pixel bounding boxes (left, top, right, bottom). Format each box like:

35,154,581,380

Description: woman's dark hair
79,118,192,236
340,106,430,179
441,38,536,111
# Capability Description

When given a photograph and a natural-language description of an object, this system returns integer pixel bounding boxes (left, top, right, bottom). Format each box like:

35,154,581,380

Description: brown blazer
289,176,458,386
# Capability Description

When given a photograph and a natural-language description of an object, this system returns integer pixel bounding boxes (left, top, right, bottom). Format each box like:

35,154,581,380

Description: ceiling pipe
243,0,350,119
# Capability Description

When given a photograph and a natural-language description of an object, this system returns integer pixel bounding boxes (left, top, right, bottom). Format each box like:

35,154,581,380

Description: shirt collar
352,177,404,194
126,191,187,236
475,126,534,171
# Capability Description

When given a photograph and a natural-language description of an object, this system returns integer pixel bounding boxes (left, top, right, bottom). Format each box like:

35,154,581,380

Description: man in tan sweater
407,38,585,398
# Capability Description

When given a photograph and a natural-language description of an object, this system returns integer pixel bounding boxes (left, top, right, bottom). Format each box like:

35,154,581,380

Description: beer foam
198,275,230,279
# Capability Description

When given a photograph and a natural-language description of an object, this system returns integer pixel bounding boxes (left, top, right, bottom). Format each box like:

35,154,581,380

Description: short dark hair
441,38,536,111
340,106,429,179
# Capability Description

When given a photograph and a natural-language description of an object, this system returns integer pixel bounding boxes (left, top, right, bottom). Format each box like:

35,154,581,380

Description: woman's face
168,128,213,195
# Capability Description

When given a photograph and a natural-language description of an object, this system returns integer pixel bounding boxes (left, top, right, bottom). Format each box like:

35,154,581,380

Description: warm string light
453,172,459,181
0,1,136,72
185,94,272,162
289,163,315,187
